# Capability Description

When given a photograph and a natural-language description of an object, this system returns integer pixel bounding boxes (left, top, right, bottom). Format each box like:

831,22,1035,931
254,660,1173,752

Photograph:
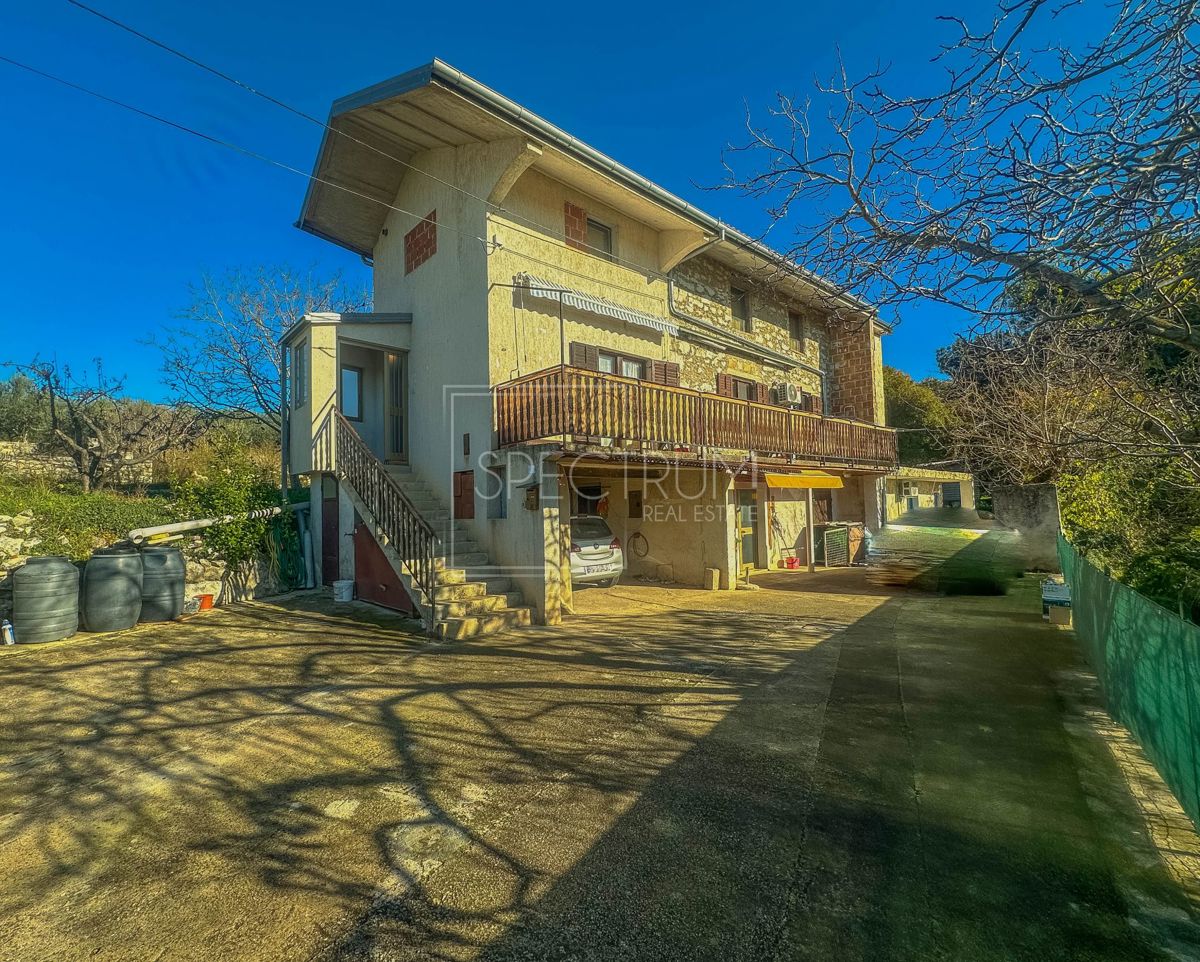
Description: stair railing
327,411,440,629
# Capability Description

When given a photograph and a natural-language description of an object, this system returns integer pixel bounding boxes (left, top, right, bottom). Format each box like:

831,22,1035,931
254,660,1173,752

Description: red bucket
783,557,801,570
195,593,215,611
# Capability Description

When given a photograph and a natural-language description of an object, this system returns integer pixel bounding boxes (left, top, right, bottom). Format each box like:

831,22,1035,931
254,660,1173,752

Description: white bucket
332,579,355,602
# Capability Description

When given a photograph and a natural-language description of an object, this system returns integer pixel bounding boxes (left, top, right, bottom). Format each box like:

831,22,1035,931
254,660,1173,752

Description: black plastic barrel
139,545,185,622
82,544,143,632
12,556,79,643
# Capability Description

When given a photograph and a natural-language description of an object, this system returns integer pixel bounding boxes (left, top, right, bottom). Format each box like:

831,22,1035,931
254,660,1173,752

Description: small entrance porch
281,311,412,478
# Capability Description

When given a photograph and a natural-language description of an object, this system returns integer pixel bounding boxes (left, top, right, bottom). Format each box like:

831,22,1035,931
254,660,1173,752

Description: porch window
340,365,364,421
291,340,308,408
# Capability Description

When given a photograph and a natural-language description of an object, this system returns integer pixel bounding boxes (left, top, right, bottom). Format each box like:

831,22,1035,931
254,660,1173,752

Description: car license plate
583,565,611,574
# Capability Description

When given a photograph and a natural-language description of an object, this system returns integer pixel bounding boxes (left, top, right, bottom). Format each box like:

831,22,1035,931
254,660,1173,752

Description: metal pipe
128,507,284,544
279,341,290,496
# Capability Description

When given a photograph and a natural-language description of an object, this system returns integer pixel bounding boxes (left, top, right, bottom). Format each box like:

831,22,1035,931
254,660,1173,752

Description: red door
321,495,339,585
453,470,475,520
353,523,416,614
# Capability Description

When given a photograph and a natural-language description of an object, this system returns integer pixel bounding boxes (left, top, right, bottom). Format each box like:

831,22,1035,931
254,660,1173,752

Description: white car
569,515,625,587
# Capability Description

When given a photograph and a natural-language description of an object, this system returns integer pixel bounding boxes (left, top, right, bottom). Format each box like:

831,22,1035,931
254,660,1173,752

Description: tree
937,320,1200,486
19,359,203,493
724,0,1200,354
0,373,50,442
882,366,953,465
155,266,370,433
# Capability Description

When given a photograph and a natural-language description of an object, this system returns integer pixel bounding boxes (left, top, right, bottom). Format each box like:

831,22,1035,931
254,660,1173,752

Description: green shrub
172,438,284,567
1059,461,1200,622
0,476,174,559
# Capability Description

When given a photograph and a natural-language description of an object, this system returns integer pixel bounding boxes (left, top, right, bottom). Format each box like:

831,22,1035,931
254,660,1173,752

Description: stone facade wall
827,323,883,424
670,255,827,399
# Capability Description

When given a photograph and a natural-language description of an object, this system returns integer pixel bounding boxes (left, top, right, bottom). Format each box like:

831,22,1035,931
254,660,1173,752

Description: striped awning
517,273,679,336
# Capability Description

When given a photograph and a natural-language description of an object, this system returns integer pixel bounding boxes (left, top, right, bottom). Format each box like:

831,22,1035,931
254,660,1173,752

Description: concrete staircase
380,466,532,640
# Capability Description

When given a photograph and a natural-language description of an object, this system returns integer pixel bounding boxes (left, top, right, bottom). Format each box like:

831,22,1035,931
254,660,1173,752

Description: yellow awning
763,470,843,490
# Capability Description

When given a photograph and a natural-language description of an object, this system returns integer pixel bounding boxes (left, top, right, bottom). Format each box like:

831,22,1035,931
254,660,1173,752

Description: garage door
942,482,961,507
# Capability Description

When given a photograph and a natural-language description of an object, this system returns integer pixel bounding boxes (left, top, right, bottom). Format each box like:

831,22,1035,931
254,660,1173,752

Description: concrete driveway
1,529,1198,961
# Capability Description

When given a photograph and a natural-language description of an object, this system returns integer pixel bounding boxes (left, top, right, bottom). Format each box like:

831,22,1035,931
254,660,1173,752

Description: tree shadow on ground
0,536,1194,962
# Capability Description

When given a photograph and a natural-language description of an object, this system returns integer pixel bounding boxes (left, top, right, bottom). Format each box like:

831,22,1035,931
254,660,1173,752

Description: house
884,466,976,520
282,60,898,638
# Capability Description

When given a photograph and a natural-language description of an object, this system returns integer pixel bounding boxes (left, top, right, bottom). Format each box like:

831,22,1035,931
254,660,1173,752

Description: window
732,377,755,401
586,218,614,261
788,311,805,346
291,340,308,408
340,365,363,421
598,350,645,380
731,286,751,331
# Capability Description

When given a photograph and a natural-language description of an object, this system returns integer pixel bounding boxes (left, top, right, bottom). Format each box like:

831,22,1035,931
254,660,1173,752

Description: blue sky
1,0,984,399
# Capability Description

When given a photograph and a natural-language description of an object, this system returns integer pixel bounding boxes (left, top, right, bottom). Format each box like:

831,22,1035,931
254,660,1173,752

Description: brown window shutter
663,362,680,387
650,360,666,384
716,373,734,397
754,382,769,404
569,342,600,370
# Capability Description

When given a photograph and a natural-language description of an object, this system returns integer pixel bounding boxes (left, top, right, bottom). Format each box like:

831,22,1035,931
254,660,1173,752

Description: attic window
586,218,614,261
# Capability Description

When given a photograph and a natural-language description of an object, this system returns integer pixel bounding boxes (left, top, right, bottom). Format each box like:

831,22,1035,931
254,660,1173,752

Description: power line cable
0,54,486,245
64,0,677,277
0,51,666,307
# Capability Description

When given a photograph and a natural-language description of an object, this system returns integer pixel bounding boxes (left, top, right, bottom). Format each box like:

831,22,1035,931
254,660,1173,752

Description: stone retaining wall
0,511,284,628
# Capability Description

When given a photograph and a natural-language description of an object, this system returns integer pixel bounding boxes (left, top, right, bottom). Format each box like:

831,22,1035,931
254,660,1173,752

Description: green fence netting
1058,533,1200,830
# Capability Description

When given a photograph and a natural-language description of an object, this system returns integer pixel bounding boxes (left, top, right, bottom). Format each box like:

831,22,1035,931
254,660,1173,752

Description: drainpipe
279,342,290,496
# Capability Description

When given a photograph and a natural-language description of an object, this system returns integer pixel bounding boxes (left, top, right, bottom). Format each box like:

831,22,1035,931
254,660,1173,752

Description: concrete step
471,575,514,595
445,551,490,567
436,606,533,641
434,593,508,620
438,540,481,557
429,580,486,603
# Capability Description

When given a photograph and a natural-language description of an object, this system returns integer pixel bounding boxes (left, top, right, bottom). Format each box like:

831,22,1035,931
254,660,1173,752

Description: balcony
494,365,897,470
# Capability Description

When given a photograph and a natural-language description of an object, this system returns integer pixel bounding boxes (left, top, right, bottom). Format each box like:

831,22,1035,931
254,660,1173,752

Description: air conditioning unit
777,383,804,408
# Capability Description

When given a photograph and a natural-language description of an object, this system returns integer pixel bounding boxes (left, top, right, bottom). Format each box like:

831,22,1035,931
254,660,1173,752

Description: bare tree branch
153,266,370,432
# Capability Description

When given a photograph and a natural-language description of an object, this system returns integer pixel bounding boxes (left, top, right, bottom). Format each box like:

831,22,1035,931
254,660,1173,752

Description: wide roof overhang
298,59,877,318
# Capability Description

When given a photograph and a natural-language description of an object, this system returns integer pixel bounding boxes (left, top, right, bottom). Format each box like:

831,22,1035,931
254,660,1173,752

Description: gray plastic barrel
82,544,143,632
12,556,80,643
139,545,185,622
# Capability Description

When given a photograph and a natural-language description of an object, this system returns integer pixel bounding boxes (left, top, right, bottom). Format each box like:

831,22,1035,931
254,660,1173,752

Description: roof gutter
424,60,874,316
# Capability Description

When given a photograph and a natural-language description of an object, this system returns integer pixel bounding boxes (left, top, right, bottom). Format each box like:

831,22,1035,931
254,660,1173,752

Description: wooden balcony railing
315,411,440,628
494,365,898,468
